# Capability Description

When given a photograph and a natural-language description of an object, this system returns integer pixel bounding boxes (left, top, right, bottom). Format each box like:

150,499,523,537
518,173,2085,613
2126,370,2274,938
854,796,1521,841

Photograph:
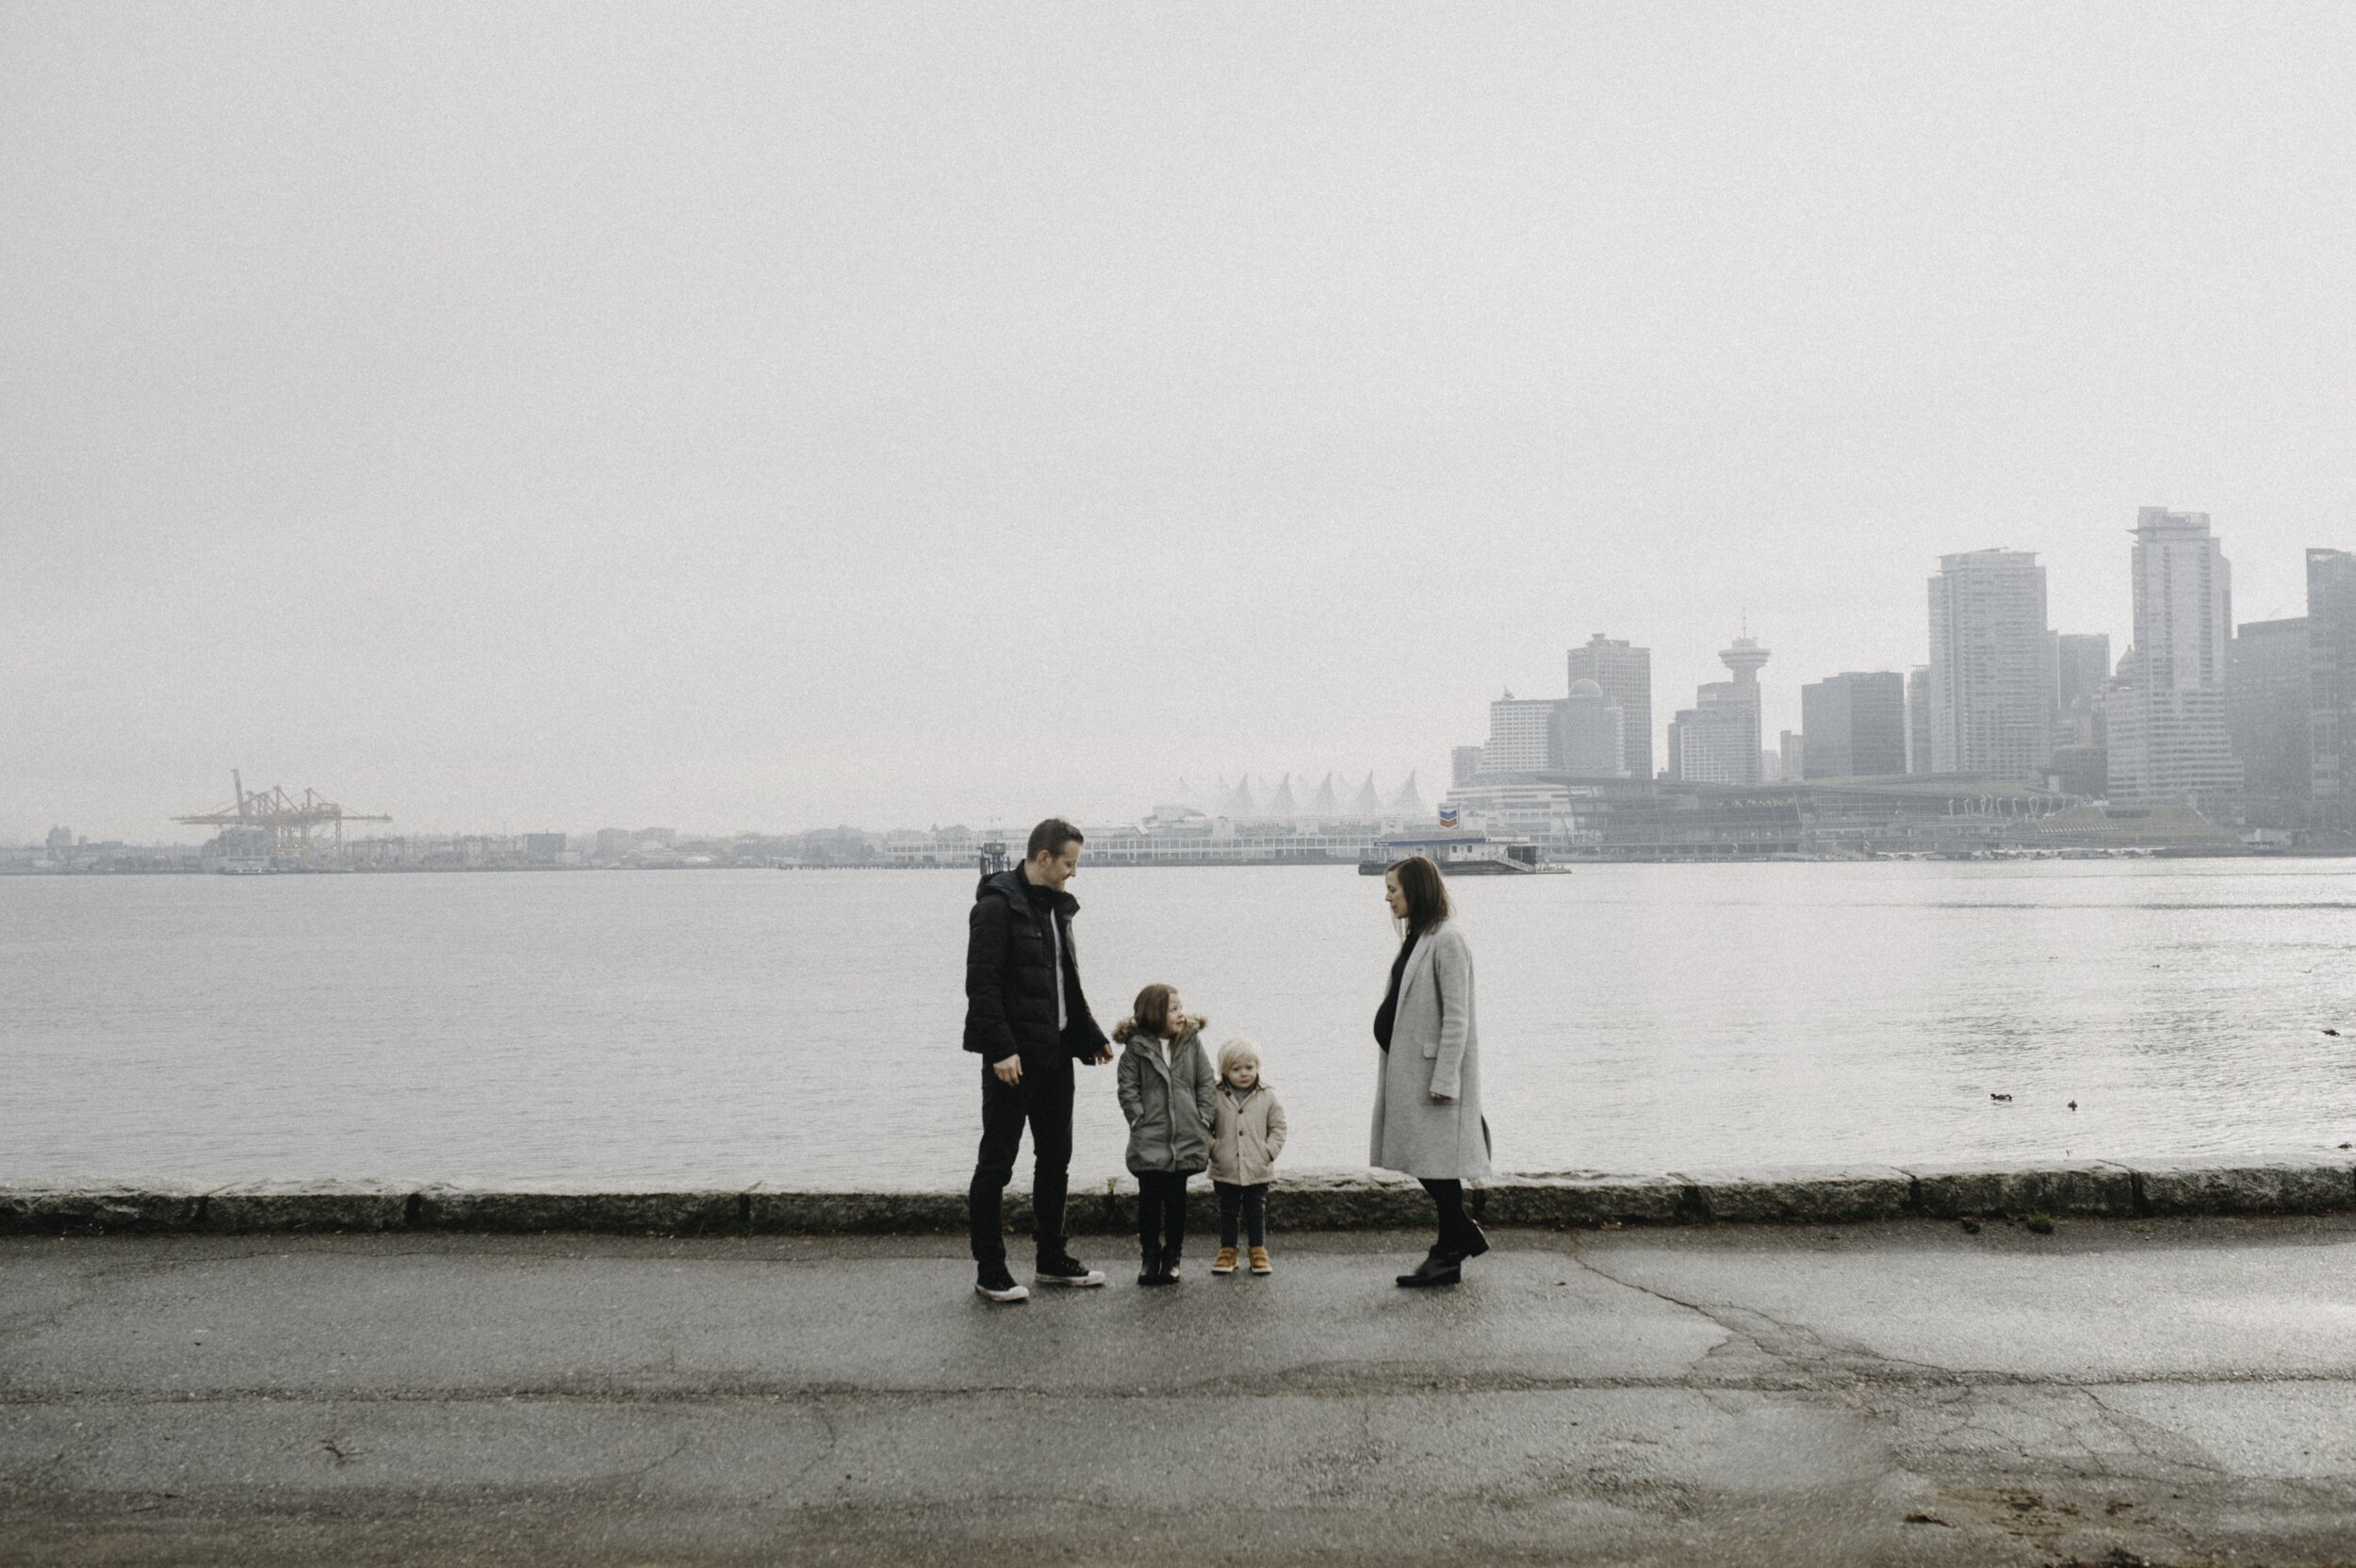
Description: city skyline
8,7,2356,842
10,508,2354,844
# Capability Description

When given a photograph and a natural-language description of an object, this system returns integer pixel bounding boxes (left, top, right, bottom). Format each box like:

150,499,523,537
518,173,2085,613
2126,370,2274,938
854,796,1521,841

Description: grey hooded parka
1117,1025,1217,1175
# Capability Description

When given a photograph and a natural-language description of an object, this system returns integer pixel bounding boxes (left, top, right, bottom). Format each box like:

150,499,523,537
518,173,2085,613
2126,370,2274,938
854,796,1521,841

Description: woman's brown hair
1386,854,1451,940
1113,982,1201,1044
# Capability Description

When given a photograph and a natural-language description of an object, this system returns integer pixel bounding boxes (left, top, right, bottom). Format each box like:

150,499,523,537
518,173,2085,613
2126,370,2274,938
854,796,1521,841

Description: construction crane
173,772,392,869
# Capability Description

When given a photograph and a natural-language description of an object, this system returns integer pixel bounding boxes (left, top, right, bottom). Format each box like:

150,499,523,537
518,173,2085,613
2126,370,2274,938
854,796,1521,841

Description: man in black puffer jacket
965,816,1112,1302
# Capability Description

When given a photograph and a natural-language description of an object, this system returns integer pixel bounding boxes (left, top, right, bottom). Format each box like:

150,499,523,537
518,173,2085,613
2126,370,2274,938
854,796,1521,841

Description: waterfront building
1927,548,2051,781
1451,745,1483,788
1906,666,1931,773
1668,635,1770,786
2109,508,2240,807
2310,548,2356,823
1350,773,1385,817
1565,633,1654,781
1391,773,1428,818
522,833,566,864
2228,616,2310,807
1306,773,1343,819
1775,731,1803,782
1801,671,1906,779
1553,679,1626,776
1448,773,1582,839
1481,692,1560,775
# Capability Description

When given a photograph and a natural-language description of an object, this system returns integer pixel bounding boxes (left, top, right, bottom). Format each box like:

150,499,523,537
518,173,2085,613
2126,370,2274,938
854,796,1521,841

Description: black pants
1421,1178,1477,1256
1215,1181,1268,1249
968,1054,1074,1266
1136,1170,1192,1264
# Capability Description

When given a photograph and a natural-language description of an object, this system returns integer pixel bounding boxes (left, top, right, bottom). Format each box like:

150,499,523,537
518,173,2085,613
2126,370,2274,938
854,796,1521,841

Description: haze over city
6,3,2354,841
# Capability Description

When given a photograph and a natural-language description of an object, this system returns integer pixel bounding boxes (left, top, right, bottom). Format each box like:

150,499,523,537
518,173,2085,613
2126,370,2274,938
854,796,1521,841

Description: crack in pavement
7,1360,2354,1408
2075,1387,2235,1479
1565,1234,1983,1392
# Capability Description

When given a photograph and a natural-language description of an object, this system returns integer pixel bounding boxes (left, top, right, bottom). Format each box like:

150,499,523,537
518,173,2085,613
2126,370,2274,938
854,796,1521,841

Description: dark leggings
1216,1181,1268,1249
1137,1170,1190,1263
1420,1178,1476,1255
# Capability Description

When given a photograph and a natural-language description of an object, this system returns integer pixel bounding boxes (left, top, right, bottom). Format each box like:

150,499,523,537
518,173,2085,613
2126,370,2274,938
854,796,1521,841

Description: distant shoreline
11,847,2356,877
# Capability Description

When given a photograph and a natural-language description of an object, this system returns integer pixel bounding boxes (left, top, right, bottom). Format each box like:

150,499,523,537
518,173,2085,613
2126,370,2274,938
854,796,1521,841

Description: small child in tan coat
1208,1037,1288,1276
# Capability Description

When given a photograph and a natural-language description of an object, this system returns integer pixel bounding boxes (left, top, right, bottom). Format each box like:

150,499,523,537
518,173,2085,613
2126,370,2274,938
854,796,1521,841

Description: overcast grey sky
5,2,2353,841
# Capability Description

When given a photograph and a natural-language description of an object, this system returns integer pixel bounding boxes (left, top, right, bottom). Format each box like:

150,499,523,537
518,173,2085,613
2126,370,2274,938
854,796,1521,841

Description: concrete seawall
6,1156,2354,1235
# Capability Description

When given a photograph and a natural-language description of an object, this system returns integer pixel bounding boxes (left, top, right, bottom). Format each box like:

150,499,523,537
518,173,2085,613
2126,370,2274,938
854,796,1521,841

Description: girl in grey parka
1115,983,1217,1287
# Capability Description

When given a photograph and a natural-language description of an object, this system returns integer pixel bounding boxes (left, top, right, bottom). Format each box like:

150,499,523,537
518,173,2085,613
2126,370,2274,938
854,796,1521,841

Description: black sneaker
974,1262,1029,1304
1035,1253,1105,1288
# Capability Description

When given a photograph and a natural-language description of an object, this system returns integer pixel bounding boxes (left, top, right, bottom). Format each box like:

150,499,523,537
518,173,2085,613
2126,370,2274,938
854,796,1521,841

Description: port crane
173,772,392,869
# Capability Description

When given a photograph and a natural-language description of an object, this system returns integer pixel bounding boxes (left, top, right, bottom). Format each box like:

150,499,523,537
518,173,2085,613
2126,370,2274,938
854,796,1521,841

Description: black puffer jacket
963,869,1107,1062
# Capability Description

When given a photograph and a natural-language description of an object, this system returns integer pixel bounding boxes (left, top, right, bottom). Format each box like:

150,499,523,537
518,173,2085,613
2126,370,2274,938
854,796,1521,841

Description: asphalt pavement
6,1217,2355,1565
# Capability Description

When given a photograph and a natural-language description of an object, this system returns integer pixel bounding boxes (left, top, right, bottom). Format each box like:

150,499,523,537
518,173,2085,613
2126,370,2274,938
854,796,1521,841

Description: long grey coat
1369,920,1491,1181
1118,1026,1217,1175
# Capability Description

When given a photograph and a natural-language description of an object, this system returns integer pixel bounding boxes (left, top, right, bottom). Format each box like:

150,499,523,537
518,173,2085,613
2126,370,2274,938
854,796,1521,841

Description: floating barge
1359,827,1541,875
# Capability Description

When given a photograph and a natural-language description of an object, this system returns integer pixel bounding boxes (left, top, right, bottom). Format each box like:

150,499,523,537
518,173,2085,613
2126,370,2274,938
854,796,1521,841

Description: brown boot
1211,1247,1238,1276
1249,1246,1272,1276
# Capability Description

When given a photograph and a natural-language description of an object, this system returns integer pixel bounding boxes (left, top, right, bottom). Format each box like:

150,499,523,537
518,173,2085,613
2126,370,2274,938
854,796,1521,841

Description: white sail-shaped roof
1267,773,1298,818
1350,772,1384,818
1219,775,1257,818
1390,771,1427,819
1306,773,1341,817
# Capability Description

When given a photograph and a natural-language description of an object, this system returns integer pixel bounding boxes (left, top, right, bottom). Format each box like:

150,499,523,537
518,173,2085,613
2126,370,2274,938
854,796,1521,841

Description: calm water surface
4,861,2354,1186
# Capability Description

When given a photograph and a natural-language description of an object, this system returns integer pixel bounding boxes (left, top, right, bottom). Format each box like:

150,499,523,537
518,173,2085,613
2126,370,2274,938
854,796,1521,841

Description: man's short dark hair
1026,817,1085,860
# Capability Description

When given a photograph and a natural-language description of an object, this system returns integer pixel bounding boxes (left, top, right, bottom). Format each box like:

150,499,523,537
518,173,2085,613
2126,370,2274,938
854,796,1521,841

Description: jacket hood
1121,1022,1203,1054
978,867,1078,918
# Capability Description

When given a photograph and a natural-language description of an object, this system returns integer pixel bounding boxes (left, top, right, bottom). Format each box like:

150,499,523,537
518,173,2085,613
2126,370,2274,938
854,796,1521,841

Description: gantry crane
173,772,392,869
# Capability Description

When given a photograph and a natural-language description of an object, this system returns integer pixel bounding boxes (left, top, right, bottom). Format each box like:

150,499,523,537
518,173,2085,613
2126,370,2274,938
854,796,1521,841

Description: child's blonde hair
1217,1037,1263,1085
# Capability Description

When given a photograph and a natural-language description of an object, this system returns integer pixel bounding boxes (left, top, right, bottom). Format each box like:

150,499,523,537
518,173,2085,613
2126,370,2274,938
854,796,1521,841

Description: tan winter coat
1208,1082,1288,1186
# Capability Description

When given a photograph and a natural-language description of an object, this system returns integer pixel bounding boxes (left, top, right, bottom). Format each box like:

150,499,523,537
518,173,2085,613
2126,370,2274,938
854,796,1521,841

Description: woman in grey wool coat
1371,854,1491,1287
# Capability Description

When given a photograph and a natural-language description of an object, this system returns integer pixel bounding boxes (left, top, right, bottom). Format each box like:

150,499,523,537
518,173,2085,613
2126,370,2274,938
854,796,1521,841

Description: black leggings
1137,1170,1191,1262
1216,1181,1268,1249
1420,1178,1477,1255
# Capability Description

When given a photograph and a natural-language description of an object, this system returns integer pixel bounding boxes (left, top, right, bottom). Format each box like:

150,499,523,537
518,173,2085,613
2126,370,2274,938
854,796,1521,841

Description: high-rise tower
1565,634,1653,780
1927,548,2051,781
1801,672,1906,778
1668,635,1770,785
2110,508,2239,806
2308,547,2356,823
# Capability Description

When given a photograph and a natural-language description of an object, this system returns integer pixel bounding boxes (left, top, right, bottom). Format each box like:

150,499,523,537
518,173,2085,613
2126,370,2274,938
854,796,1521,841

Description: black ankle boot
1137,1243,1163,1286
1396,1248,1463,1288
